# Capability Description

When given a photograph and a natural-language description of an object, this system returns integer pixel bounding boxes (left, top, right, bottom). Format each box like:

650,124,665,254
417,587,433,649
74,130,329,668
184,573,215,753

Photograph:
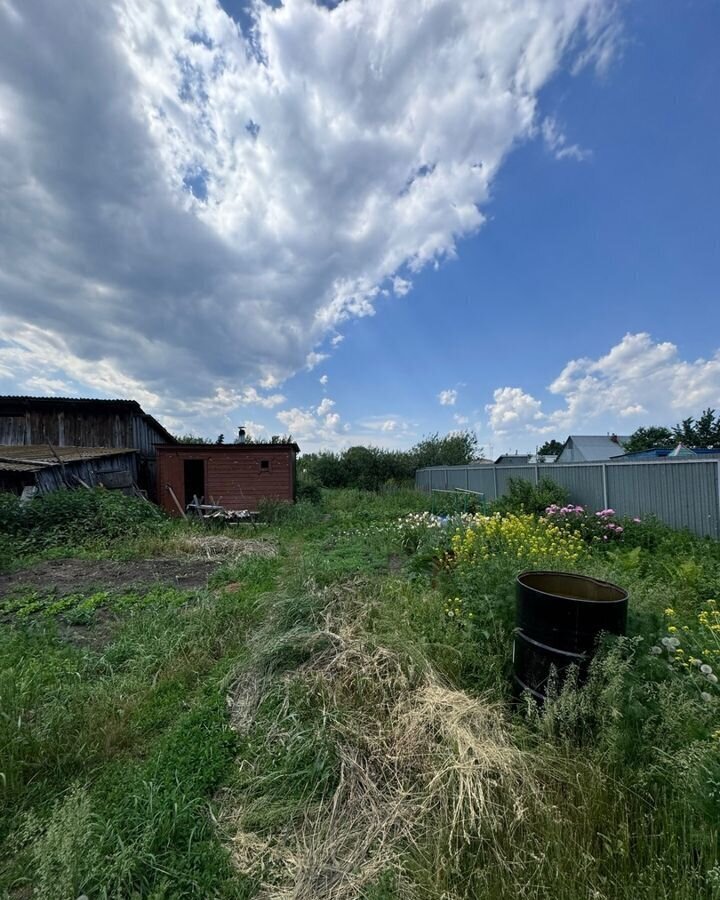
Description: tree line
623,408,720,452
299,431,481,491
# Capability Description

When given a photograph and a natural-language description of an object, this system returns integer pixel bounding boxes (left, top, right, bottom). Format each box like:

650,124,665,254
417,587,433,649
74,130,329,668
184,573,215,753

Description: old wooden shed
157,442,300,516
0,446,138,495
0,397,176,498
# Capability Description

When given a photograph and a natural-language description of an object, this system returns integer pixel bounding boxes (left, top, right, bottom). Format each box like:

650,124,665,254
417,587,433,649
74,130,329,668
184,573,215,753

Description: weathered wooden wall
0,400,172,499
0,451,138,496
0,408,133,448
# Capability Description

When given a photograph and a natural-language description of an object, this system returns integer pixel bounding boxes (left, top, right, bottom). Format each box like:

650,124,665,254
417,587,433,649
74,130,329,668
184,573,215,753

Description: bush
0,488,166,558
545,503,642,547
493,476,569,515
296,482,322,505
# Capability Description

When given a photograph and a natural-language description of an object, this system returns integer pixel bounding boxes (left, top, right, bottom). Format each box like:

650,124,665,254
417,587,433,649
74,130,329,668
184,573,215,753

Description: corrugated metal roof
0,445,137,472
0,395,138,407
0,460,42,472
560,435,630,462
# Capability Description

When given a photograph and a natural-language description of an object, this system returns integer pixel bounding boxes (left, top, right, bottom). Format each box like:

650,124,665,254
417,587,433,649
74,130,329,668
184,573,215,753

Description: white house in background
556,434,630,464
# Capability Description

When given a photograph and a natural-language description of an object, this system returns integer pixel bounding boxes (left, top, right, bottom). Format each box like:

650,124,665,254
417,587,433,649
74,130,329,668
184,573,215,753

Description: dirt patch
0,557,221,600
387,553,404,574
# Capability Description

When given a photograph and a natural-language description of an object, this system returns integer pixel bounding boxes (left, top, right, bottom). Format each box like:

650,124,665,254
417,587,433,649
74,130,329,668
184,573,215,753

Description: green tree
672,408,720,448
299,431,482,491
410,431,479,469
175,434,215,444
624,426,675,453
537,439,564,456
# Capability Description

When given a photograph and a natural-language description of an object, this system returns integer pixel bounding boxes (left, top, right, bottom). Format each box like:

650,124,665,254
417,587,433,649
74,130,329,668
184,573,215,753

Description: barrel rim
516,570,628,605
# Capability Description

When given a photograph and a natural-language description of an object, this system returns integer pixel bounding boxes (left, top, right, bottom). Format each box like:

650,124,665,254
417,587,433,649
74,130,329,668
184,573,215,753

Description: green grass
1,488,719,898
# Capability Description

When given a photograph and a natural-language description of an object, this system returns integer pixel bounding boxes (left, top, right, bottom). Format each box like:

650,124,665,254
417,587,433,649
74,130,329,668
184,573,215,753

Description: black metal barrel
513,571,628,701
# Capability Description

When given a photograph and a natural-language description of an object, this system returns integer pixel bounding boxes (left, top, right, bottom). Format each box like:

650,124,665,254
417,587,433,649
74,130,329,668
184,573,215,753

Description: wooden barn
0,396,176,499
157,442,300,516
0,446,138,496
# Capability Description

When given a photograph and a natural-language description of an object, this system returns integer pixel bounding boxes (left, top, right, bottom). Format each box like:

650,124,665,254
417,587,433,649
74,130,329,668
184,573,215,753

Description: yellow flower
664,608,675,617
667,626,678,634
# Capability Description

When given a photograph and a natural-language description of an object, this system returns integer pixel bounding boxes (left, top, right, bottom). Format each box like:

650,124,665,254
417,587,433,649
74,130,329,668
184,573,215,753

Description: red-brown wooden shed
157,442,299,516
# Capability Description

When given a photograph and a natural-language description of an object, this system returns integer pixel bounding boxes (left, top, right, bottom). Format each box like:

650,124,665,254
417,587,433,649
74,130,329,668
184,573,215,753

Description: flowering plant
450,512,585,569
544,504,638,545
650,600,720,702
391,511,459,554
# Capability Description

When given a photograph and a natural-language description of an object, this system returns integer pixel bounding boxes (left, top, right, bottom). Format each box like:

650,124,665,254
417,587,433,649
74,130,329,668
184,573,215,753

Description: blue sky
0,0,718,454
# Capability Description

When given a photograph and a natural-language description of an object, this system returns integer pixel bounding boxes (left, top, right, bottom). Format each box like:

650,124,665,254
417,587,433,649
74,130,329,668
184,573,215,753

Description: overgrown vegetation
1,486,718,898
0,489,167,570
299,430,481,490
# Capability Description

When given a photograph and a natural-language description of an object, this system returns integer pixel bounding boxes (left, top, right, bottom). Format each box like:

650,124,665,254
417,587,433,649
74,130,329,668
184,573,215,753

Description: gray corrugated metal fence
415,460,720,539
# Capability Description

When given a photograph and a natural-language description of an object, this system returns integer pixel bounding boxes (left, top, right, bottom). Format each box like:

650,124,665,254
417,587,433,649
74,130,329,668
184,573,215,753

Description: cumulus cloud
277,397,344,448
484,333,720,443
438,389,458,406
485,387,543,432
0,0,619,416
319,374,329,386
243,420,267,438
276,407,318,436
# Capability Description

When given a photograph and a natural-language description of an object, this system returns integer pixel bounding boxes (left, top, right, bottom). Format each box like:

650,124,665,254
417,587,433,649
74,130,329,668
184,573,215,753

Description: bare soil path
0,557,220,599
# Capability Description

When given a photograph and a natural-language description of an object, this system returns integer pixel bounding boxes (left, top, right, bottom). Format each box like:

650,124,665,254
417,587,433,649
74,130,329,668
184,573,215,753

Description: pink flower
633,517,641,524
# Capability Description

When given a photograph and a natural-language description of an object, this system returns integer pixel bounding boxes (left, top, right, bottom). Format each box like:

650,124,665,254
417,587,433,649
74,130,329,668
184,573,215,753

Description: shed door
183,459,206,506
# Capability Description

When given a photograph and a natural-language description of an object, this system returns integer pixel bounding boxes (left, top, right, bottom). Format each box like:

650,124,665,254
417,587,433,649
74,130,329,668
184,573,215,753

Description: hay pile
219,591,534,900
170,534,277,561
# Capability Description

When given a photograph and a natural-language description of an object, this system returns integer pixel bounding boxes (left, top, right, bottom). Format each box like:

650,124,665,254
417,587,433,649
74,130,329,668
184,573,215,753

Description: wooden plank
166,484,187,518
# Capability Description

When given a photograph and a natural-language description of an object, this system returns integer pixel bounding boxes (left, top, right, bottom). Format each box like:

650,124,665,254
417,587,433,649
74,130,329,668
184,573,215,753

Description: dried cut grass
168,533,277,560
220,600,534,900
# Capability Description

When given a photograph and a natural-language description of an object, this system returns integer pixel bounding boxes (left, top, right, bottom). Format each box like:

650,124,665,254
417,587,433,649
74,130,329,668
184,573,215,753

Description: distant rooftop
557,435,630,463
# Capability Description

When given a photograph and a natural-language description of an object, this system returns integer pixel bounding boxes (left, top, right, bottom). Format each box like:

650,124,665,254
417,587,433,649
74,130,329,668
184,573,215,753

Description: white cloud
483,333,720,445
305,351,329,371
454,414,469,425
243,420,266,437
438,389,458,406
276,407,318,436
277,398,343,447
392,276,412,297
485,387,544,433
319,374,328,386
330,335,344,348
0,0,619,414
541,116,591,162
